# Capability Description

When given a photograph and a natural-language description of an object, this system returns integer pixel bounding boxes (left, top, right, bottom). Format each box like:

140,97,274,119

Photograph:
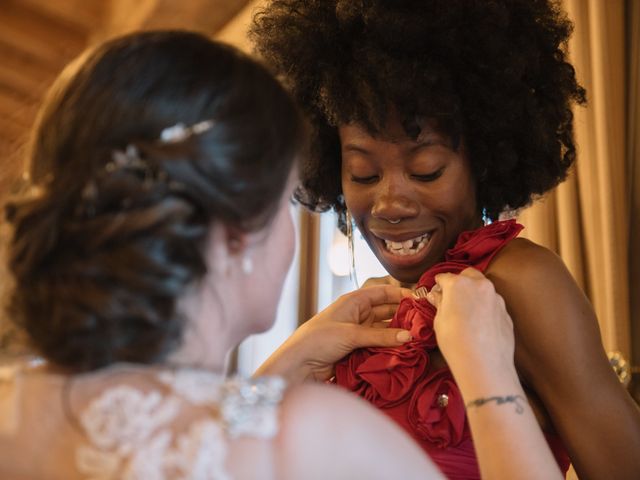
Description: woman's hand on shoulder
255,285,413,383
426,267,517,383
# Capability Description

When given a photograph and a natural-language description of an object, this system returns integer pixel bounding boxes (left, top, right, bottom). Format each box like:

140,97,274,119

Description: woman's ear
227,226,255,274
203,223,244,277
225,225,249,256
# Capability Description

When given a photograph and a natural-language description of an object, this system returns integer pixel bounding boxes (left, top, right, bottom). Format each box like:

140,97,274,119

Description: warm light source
327,227,387,280
328,232,350,277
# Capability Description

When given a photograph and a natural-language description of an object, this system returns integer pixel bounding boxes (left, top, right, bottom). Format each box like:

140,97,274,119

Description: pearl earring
241,254,253,274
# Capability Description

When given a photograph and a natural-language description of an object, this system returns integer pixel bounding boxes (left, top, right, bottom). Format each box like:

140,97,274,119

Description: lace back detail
75,370,286,479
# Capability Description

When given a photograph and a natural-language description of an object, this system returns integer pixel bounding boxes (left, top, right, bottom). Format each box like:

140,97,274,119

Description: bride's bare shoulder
272,383,440,480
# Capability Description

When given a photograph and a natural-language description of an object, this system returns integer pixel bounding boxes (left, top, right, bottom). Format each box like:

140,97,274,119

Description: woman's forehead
339,120,447,147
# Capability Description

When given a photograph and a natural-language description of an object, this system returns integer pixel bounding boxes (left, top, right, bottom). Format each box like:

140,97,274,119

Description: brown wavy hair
4,31,305,372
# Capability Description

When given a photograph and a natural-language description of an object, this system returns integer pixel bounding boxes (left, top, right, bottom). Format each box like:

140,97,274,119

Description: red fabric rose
391,297,437,348
334,348,372,397
356,344,429,407
416,220,523,288
448,219,522,265
334,344,430,407
335,220,523,459
408,368,469,448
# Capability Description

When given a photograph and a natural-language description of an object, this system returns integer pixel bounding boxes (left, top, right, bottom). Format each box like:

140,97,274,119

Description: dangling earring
241,253,253,274
345,210,360,288
482,207,493,226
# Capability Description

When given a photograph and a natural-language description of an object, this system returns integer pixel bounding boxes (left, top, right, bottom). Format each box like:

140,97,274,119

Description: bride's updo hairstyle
5,31,305,372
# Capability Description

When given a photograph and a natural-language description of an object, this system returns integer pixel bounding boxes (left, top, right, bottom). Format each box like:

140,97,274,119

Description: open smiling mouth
382,232,432,257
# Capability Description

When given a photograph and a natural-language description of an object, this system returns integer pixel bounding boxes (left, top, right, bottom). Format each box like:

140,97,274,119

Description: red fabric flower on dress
447,219,522,267
391,297,437,348
335,345,429,407
334,220,523,460
334,348,371,398
408,368,469,448
356,344,429,407
417,219,524,288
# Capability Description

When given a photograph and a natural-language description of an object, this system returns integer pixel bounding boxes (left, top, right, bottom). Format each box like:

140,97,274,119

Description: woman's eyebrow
341,143,372,154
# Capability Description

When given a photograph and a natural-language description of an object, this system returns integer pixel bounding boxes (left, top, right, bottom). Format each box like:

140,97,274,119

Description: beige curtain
517,0,631,361
628,0,640,379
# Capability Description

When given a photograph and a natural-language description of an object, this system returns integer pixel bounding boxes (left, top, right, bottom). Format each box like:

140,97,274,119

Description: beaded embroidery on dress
75,370,286,480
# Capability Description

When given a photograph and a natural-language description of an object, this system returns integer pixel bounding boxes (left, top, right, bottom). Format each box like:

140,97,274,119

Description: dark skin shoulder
486,237,640,480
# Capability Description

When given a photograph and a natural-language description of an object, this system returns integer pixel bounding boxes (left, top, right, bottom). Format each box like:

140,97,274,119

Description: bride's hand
426,268,516,379
255,285,413,383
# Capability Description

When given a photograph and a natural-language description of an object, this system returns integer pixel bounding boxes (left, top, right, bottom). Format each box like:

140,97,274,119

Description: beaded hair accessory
77,120,215,218
159,120,215,143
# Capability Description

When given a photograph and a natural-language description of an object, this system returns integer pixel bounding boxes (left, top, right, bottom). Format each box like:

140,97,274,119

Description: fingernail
396,330,412,342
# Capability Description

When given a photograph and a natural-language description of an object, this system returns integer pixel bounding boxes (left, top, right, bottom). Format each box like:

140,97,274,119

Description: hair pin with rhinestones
160,119,215,143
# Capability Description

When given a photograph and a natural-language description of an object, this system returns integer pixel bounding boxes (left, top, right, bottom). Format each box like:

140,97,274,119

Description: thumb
349,326,413,349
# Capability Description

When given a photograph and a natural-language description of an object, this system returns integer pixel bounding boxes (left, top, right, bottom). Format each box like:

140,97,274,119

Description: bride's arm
429,268,563,480
487,239,640,479
254,285,413,383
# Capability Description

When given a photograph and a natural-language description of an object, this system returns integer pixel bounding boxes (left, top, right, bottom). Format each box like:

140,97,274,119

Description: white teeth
383,233,431,256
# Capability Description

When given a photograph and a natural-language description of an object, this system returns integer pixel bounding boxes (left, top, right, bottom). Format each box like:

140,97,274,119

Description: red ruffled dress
334,220,570,479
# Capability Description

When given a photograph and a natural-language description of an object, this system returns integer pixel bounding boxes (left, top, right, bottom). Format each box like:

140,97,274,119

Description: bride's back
0,360,438,480
0,361,281,479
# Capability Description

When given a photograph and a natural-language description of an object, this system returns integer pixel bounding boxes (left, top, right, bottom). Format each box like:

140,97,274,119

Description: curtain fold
627,0,640,374
517,0,631,359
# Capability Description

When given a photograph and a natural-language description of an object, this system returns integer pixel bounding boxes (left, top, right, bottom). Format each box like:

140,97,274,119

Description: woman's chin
384,266,424,286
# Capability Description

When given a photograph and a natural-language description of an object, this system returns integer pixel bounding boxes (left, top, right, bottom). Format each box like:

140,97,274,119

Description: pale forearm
253,338,313,384
454,366,563,480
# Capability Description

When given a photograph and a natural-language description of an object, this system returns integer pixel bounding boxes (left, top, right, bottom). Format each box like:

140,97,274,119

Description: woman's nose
371,180,419,221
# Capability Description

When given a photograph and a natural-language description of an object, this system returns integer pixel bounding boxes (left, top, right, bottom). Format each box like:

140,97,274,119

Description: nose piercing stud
388,219,401,224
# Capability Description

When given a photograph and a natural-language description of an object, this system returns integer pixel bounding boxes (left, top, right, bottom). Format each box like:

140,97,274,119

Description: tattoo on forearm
465,395,527,414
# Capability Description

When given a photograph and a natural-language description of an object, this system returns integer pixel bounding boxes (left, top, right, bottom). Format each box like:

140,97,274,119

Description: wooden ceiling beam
0,90,39,128
0,1,89,68
0,41,62,78
103,0,251,38
11,0,105,32
0,115,30,146
0,63,50,104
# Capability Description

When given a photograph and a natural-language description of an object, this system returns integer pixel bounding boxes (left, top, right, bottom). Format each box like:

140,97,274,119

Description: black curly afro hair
251,0,586,223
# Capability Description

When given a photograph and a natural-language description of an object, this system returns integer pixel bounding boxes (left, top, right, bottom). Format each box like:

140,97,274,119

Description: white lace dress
0,362,286,480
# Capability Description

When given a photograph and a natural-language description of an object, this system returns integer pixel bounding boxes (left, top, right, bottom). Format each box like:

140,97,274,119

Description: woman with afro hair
251,1,640,478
